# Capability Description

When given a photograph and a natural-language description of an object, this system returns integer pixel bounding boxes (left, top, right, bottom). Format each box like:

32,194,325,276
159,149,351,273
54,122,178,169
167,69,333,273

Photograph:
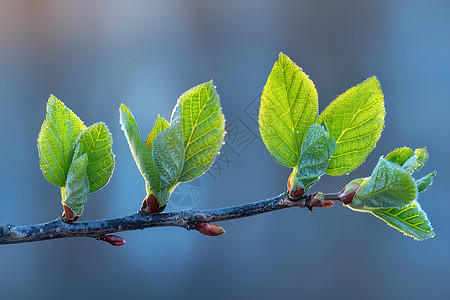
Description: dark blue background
1,1,449,299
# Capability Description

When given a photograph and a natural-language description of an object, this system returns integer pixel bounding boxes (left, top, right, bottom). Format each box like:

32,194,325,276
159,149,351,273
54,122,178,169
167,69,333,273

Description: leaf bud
339,180,361,205
104,235,126,246
141,194,166,214
308,192,334,212
62,205,79,222
287,172,304,200
194,223,225,236
288,188,304,200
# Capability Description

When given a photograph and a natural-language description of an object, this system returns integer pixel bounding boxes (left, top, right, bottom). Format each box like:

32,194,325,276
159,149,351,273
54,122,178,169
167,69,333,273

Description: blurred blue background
0,1,449,299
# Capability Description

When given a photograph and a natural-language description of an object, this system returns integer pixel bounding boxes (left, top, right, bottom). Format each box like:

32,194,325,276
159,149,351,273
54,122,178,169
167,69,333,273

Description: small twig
0,192,330,246
323,193,342,201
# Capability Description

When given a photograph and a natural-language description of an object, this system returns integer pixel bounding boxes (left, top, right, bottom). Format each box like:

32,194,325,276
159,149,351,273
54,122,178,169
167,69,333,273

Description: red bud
141,194,166,214
104,235,126,246
321,200,334,208
62,205,79,222
288,188,304,200
340,181,361,205
194,223,225,236
307,192,334,212
309,196,322,207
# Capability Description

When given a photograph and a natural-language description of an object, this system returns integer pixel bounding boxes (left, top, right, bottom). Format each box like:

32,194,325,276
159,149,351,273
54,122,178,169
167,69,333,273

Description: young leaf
146,113,183,206
259,52,318,167
289,124,337,192
402,148,428,174
385,147,414,166
416,172,436,193
344,148,435,240
152,187,171,209
145,115,170,152
317,76,385,176
386,147,432,179
370,201,434,241
38,95,86,187
62,152,89,216
152,106,184,191
176,81,225,182
349,158,417,210
76,122,115,193
119,104,160,192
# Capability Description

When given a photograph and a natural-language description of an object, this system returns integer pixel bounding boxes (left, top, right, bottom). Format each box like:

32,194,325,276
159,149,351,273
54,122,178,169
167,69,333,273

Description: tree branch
0,192,331,246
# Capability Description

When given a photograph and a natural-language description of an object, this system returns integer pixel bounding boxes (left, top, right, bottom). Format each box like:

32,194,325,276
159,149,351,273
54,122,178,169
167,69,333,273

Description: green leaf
344,148,435,240
145,115,170,152
153,188,171,208
385,147,414,166
385,147,429,175
317,76,385,176
349,157,417,210
402,148,428,174
62,151,89,216
416,171,436,193
259,52,318,167
176,81,225,182
119,104,160,191
38,95,86,187
76,122,115,193
385,146,432,181
371,201,434,241
290,124,337,191
152,105,185,191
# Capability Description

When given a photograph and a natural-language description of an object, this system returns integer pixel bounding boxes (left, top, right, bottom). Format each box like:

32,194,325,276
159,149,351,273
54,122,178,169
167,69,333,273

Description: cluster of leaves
119,81,225,212
38,83,225,219
36,52,435,240
259,53,384,195
347,147,436,240
38,95,114,221
259,53,435,240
